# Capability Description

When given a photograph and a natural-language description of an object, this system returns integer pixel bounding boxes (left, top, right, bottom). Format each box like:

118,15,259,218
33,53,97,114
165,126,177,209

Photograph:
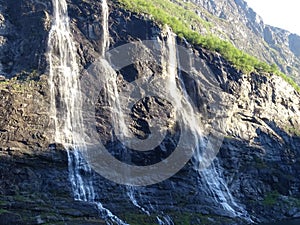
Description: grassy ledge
117,0,300,93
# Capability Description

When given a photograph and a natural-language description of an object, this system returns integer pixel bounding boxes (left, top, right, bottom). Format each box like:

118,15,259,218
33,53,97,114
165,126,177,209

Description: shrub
263,191,279,206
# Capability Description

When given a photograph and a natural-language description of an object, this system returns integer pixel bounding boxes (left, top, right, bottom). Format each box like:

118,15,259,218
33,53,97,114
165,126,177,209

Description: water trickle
157,215,174,225
127,186,151,216
48,0,126,224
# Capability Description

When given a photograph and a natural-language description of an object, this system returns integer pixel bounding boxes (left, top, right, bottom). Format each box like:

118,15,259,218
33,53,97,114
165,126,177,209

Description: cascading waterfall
163,27,251,220
48,0,127,224
101,0,110,56
127,186,150,216
48,0,94,201
123,27,241,224
47,0,250,221
156,215,174,225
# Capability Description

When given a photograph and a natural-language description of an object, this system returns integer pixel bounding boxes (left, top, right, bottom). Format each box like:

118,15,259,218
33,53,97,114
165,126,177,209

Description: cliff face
1,0,300,82
0,0,300,225
0,0,50,77
189,0,300,83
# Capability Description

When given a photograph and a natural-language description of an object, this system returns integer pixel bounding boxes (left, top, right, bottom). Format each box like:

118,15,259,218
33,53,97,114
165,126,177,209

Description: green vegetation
0,71,47,94
253,156,267,169
0,200,7,206
117,0,300,93
276,71,300,93
122,213,157,225
263,191,279,206
119,0,211,31
284,125,300,137
0,78,34,93
289,197,300,207
0,209,9,214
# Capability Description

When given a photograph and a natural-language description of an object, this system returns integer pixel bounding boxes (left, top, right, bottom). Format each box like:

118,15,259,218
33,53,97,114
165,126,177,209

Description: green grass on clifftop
117,0,300,93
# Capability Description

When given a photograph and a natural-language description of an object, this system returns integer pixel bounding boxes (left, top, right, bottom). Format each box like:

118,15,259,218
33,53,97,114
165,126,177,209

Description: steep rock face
0,0,50,77
289,34,300,58
207,53,300,221
189,0,300,83
0,78,50,151
0,79,104,225
0,0,299,224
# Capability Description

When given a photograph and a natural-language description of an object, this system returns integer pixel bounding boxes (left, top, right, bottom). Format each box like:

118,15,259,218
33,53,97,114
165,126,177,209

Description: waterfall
157,215,174,225
48,0,93,201
127,186,151,216
101,0,110,56
163,26,252,221
48,0,127,224
123,27,228,225
47,0,250,222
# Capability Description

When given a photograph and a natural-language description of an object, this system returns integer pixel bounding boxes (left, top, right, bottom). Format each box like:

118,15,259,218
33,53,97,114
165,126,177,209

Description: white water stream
48,0,126,224
164,26,251,220
47,0,250,222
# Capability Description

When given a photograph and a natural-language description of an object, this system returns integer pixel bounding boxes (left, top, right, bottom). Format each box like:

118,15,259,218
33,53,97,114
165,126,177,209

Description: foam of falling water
46,0,249,223
119,29,180,224
48,0,86,201
163,28,201,139
127,186,175,225
157,217,164,225
195,159,253,222
96,202,129,225
48,0,127,224
122,26,197,225
197,161,243,215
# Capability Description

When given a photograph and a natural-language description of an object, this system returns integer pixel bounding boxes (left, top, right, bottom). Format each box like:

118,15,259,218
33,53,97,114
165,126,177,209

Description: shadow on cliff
1,0,49,77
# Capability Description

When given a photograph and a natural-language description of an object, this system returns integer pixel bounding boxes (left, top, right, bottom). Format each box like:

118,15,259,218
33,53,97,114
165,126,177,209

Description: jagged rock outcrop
0,0,299,224
188,0,300,84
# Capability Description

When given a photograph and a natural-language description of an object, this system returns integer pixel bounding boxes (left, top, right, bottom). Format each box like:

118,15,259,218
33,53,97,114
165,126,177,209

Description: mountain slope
118,0,300,92
0,0,299,224
189,0,300,83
